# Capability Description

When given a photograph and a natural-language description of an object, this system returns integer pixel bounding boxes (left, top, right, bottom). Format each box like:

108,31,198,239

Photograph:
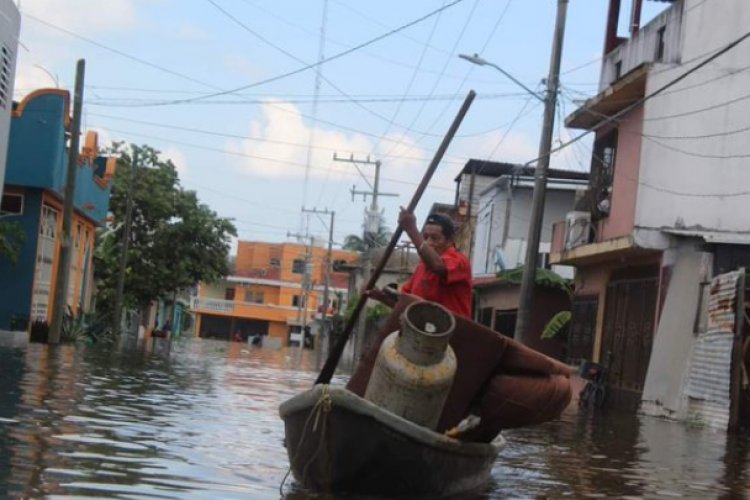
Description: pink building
550,0,750,425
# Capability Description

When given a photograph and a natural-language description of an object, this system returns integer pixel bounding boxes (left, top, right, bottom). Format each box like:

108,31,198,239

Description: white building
470,165,588,278
551,0,750,428
0,0,20,194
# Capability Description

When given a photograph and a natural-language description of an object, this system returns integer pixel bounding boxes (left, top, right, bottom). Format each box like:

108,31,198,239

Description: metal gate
601,267,659,410
567,296,598,363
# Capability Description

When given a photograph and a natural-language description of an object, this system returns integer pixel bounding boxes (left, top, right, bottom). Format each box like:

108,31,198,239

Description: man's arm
398,208,447,277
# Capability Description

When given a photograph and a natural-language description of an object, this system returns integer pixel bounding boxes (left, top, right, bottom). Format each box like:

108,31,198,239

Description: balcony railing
191,297,235,313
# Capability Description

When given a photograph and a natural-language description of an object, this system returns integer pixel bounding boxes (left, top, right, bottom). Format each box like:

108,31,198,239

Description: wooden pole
315,90,476,385
728,269,745,433
49,59,85,344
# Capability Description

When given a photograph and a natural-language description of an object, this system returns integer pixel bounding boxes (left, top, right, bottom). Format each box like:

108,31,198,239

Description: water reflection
0,338,748,499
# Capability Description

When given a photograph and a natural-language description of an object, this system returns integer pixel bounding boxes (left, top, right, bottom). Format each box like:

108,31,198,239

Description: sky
11,0,670,252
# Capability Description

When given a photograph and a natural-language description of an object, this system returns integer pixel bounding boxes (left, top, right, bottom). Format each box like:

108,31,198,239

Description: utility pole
334,153,397,359
288,231,314,343
49,59,85,344
302,207,335,360
515,0,569,345
113,148,138,338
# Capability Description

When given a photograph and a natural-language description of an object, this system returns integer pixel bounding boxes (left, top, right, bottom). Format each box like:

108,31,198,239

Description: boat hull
280,385,503,497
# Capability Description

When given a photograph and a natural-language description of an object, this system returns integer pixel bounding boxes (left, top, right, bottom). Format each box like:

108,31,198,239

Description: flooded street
0,338,748,499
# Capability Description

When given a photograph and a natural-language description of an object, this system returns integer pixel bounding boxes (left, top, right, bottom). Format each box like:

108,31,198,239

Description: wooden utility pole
112,148,138,338
334,154,396,359
303,207,335,359
515,0,569,345
49,59,85,344
728,269,746,433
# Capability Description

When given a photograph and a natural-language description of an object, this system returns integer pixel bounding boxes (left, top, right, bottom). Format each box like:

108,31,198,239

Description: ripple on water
1,339,749,499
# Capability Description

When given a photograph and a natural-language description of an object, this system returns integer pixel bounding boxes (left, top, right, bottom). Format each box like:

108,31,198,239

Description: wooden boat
279,384,504,498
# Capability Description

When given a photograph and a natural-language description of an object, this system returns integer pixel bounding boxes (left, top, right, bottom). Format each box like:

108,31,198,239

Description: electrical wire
106,0,469,107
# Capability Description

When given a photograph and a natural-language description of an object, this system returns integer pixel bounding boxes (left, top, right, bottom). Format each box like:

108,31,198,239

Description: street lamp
457,0,568,345
458,53,544,102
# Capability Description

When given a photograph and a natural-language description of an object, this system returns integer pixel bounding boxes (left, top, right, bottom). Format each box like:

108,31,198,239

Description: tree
94,143,236,323
342,222,392,251
0,221,25,264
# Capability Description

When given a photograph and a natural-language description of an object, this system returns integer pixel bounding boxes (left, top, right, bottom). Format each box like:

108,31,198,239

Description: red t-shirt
401,246,472,318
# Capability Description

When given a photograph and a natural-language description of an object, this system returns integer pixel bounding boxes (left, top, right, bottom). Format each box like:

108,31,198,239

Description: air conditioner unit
564,211,591,250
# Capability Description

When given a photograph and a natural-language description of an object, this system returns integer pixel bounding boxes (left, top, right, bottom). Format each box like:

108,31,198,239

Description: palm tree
343,223,392,251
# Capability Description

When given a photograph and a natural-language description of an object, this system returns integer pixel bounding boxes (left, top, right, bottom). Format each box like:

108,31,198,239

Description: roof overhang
663,228,750,245
565,63,650,130
550,235,659,266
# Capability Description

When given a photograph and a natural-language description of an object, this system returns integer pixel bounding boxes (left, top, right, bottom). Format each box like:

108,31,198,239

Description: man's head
422,213,456,253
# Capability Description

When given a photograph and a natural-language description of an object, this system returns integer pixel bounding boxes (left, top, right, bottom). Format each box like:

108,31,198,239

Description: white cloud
228,100,376,180
20,0,136,33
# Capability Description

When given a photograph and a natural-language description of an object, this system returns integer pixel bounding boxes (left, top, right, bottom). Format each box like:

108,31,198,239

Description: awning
663,228,750,245
565,63,650,130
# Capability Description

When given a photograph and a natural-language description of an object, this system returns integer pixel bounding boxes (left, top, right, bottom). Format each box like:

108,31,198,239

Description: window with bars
0,45,12,110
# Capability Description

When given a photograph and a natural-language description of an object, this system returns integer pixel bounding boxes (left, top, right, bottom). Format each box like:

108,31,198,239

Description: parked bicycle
578,351,612,409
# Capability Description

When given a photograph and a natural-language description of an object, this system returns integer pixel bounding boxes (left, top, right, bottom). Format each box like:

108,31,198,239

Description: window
613,60,623,82
538,252,551,270
270,258,280,267
292,295,301,307
30,205,58,321
494,310,517,339
592,130,618,217
0,45,12,109
656,26,667,61
225,288,235,301
478,307,492,328
0,193,23,215
244,290,264,304
292,259,305,274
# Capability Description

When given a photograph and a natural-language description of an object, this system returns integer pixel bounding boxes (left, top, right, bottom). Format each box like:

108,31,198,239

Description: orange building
191,240,357,346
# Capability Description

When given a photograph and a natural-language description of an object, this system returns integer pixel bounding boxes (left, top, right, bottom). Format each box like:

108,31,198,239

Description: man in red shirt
371,209,472,318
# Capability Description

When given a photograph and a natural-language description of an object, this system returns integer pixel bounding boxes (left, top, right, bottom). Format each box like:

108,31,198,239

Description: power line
380,0,481,162
89,123,457,193
24,14,215,90
87,112,466,164
112,0,468,107
576,132,750,199
523,26,750,168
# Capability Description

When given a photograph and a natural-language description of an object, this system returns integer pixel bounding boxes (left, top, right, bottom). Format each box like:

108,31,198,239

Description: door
601,266,659,411
567,296,598,363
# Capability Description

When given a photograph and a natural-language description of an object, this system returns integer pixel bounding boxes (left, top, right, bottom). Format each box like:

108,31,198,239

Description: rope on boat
279,385,333,496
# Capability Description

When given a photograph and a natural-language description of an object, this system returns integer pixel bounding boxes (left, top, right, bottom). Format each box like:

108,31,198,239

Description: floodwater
0,337,748,499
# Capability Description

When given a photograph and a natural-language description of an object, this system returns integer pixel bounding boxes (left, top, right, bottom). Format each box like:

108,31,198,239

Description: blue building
0,89,115,332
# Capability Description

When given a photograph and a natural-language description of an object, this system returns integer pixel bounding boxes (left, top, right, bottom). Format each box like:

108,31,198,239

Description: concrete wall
600,1,684,89
0,0,20,192
641,243,710,420
635,0,750,234
472,180,580,276
600,107,644,241
474,284,570,359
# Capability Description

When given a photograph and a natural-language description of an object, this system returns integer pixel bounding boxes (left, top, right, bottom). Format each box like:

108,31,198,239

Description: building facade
0,0,20,192
550,0,750,423
471,165,588,278
191,240,357,346
0,89,116,331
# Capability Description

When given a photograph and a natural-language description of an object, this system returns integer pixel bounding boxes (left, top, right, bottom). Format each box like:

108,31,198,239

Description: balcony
567,2,683,130
599,1,683,92
190,297,310,323
191,297,235,313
